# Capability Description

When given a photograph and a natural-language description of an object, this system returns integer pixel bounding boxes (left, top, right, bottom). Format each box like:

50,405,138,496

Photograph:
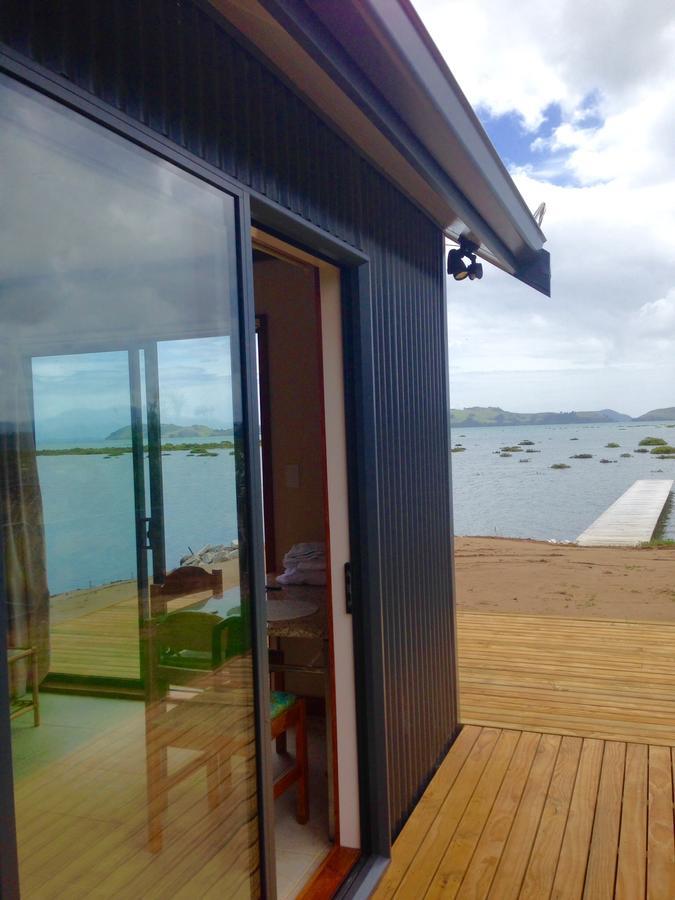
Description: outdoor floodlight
447,248,468,280
447,236,482,282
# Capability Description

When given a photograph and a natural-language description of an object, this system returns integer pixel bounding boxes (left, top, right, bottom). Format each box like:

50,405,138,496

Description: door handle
344,561,353,614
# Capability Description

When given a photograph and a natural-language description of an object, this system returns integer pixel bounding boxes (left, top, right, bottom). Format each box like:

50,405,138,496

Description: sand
455,536,675,621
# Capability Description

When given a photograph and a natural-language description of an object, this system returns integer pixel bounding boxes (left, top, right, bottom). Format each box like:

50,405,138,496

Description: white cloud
635,289,675,335
414,0,675,415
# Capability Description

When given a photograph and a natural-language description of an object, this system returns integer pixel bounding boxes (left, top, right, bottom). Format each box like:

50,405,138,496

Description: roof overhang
207,0,550,296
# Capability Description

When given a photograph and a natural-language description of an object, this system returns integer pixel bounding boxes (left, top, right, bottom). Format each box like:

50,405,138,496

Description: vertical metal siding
0,0,457,837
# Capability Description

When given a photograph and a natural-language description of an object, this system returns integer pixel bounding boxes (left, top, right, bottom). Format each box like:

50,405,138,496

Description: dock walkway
577,479,672,547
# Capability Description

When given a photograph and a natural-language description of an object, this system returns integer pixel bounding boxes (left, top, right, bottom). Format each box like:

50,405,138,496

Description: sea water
38,422,675,595
38,439,238,595
450,420,675,543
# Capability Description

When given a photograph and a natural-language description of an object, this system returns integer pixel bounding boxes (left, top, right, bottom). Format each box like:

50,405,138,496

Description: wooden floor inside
458,611,675,746
374,724,675,899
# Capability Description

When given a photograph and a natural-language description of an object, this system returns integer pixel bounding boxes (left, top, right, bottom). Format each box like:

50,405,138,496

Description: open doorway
252,230,360,898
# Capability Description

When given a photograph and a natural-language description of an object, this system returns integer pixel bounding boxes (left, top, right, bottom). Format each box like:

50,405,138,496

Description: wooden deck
50,599,675,748
577,479,673,547
458,611,675,746
374,724,675,899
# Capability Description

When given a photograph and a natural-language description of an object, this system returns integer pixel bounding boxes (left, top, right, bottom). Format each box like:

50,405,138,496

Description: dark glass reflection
1,74,260,897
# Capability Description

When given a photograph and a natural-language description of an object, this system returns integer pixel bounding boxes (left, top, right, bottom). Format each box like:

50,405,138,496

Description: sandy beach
455,536,675,621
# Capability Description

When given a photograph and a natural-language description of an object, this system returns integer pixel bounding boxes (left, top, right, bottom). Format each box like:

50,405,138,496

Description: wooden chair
150,565,223,617
155,610,231,676
145,610,308,851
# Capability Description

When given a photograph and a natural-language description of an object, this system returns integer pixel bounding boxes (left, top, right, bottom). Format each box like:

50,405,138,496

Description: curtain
0,345,49,697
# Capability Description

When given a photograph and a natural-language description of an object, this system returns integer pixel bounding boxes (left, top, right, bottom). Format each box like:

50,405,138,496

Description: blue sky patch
478,102,563,168
477,94,603,187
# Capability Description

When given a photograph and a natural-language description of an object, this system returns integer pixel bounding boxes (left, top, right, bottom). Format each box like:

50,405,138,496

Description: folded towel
283,542,325,566
294,559,326,572
277,568,327,586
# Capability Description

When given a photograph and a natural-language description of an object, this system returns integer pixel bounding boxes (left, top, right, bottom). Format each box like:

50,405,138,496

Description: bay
451,421,675,542
38,421,675,596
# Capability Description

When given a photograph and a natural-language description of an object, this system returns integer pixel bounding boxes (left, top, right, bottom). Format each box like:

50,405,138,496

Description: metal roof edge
364,0,547,252
253,0,550,295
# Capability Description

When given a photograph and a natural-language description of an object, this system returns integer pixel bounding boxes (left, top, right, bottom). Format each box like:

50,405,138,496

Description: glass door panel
1,72,263,898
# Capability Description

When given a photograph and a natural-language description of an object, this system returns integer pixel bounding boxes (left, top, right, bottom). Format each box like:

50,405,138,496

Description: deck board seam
610,745,628,900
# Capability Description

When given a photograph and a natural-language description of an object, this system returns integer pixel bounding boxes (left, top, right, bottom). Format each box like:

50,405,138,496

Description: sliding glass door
1,72,266,897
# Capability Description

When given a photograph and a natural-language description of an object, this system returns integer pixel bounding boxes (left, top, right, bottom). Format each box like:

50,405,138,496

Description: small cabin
0,2,548,897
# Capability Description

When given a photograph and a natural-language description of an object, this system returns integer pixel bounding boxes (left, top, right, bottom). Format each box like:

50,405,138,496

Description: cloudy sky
414,0,675,416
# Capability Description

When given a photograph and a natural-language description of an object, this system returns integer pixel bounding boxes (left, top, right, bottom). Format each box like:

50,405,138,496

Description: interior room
253,243,336,894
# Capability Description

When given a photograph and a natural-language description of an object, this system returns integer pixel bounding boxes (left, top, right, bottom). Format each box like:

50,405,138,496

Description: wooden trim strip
296,845,360,900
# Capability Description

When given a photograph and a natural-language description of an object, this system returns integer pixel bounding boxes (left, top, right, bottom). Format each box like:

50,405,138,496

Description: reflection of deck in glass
49,560,241,680
51,583,141,679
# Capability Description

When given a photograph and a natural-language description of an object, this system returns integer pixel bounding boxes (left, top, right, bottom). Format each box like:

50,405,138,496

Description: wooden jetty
577,479,673,547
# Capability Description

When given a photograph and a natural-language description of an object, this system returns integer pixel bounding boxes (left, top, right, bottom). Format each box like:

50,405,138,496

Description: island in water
450,406,675,427
106,423,233,440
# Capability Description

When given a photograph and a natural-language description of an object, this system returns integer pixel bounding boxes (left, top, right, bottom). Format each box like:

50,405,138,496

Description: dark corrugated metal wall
0,0,457,837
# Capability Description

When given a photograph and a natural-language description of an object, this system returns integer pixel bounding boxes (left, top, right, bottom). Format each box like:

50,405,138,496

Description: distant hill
633,407,675,422
106,423,232,440
450,406,633,427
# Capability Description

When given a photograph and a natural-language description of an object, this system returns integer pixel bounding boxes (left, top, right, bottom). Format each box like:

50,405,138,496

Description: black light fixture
447,248,468,280
468,260,483,280
447,236,483,282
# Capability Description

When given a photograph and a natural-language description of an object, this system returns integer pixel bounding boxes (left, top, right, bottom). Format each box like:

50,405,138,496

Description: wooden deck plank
647,745,675,900
616,743,648,900
374,725,482,899
455,731,541,899
583,741,626,899
424,729,521,899
550,739,604,900
577,479,673,547
519,736,583,900
389,728,502,897
486,732,561,900
378,726,674,900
